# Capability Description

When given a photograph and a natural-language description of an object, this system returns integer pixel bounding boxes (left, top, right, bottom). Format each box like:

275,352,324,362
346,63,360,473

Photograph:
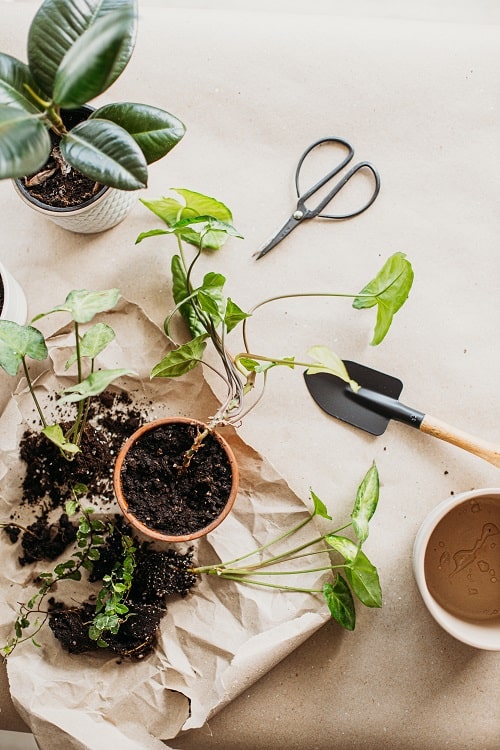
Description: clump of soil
49,520,196,659
2,391,198,659
119,422,233,536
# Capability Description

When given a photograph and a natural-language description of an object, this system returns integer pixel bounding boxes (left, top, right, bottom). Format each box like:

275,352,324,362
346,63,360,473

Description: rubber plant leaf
58,368,135,403
0,53,44,113
0,105,51,179
0,321,48,376
28,0,137,99
323,576,356,631
60,119,148,190
351,462,379,545
33,289,120,324
352,251,414,345
92,103,186,164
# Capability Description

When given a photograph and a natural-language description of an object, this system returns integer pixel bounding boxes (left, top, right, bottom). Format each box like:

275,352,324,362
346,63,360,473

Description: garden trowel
304,360,500,468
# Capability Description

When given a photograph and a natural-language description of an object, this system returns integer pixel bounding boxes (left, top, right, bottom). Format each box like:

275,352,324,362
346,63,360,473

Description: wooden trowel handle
420,415,500,468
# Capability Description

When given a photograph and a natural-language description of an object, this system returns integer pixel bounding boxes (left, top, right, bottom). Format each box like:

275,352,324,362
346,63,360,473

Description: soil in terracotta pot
0,274,4,314
120,422,233,536
2,391,197,660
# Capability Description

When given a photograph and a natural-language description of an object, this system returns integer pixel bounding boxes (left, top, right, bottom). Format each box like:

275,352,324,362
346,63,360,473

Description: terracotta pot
13,106,137,234
113,417,239,542
0,261,27,323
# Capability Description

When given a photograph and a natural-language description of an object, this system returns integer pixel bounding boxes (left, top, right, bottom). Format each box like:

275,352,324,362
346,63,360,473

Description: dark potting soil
120,422,233,536
21,138,103,208
2,392,197,660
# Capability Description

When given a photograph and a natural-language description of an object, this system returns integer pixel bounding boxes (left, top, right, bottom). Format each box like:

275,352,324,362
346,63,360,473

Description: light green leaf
323,576,356,631
60,119,147,190
28,0,137,98
33,288,120,324
42,424,80,455
345,551,382,608
58,368,135,403
352,252,414,345
0,105,51,179
325,534,359,563
305,345,359,391
225,298,250,334
65,323,115,369
151,336,208,378
92,103,185,164
351,463,379,544
197,273,226,324
310,489,332,520
0,321,48,376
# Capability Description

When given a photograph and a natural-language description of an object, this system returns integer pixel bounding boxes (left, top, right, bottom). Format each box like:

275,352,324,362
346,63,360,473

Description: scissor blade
254,215,301,259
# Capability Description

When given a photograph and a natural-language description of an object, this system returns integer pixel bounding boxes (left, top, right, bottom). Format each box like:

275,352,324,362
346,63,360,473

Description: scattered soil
119,422,233,536
2,392,200,660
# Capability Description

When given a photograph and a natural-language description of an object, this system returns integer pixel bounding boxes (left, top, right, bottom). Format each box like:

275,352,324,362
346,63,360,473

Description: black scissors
254,137,381,260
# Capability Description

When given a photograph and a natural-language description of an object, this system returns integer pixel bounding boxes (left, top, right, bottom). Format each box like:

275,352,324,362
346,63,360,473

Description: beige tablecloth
0,3,499,749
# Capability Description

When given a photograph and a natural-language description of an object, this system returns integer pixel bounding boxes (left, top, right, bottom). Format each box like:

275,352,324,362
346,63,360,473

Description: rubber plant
0,0,185,191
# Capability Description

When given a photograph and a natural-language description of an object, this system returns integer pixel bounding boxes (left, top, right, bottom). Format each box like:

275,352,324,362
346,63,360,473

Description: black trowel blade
304,360,404,436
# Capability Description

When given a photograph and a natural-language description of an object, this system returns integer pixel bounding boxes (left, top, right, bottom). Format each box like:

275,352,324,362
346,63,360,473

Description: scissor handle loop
295,137,381,220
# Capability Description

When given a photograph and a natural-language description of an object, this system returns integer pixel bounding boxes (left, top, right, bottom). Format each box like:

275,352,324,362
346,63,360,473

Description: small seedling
0,288,135,458
2,484,137,655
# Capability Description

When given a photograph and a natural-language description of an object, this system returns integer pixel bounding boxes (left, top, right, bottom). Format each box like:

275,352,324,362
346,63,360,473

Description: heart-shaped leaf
323,575,356,630
151,336,208,378
58,368,135,403
33,289,120,324
0,321,48,376
65,323,115,369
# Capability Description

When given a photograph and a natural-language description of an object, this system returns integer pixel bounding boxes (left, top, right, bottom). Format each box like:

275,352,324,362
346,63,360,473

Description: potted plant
0,260,27,323
0,0,185,233
117,189,413,541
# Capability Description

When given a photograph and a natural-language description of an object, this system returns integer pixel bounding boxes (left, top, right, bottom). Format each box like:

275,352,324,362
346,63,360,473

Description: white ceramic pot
413,488,500,650
0,261,27,324
13,179,137,234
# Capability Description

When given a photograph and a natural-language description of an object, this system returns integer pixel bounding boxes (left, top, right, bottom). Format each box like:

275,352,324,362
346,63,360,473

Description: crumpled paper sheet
0,299,330,750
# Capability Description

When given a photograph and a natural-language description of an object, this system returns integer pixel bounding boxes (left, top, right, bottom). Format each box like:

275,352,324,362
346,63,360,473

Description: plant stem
22,357,47,428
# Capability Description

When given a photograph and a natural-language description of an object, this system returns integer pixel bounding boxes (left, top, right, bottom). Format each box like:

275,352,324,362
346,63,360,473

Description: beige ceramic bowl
413,488,500,651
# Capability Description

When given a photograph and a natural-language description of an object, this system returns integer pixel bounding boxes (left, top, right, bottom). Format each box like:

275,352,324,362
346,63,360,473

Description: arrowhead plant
0,0,185,191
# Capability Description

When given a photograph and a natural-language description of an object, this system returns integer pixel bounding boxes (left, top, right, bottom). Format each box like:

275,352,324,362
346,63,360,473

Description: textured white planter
13,179,137,234
0,261,27,324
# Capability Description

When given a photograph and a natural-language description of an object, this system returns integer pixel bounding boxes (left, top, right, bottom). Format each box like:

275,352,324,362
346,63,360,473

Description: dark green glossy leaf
197,273,226,324
0,53,44,113
351,462,379,544
58,368,135,403
28,0,137,99
352,252,414,345
323,575,356,631
0,321,48,376
151,336,208,378
0,105,51,179
33,288,120,324
345,550,382,608
60,119,148,189
92,102,185,163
